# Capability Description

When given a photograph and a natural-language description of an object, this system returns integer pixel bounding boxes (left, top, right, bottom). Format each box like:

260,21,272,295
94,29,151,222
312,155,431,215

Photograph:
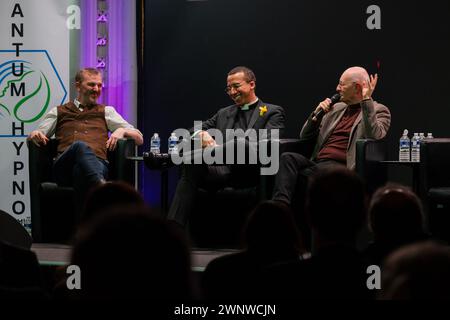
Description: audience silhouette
261,167,371,299
0,240,47,299
202,201,303,299
81,181,145,224
0,209,47,299
364,183,429,265
3,163,447,300
380,241,450,299
68,205,192,299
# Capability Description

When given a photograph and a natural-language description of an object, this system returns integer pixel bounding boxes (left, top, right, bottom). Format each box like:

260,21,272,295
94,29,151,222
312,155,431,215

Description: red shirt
316,105,361,164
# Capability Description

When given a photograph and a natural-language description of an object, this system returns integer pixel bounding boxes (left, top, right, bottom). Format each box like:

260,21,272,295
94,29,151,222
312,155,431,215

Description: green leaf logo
0,60,51,123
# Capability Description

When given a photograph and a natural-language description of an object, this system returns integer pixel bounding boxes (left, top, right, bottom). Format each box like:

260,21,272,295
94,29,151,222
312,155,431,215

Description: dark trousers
53,141,108,195
168,139,260,227
272,152,344,248
272,152,345,205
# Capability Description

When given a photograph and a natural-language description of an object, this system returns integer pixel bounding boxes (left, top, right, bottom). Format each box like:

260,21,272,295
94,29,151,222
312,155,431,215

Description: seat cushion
428,188,450,204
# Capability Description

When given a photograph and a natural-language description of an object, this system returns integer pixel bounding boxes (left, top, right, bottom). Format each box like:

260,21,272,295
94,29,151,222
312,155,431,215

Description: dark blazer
199,100,285,138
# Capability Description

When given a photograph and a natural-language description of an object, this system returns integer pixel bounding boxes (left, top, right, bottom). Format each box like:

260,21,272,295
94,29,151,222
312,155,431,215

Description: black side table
379,161,420,194
142,152,175,215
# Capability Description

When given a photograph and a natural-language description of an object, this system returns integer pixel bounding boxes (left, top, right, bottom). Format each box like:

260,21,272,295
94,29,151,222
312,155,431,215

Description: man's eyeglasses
225,82,246,94
338,81,356,87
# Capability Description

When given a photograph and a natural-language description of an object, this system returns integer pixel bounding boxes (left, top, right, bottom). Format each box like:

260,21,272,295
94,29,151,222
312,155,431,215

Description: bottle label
150,138,160,153
400,140,409,148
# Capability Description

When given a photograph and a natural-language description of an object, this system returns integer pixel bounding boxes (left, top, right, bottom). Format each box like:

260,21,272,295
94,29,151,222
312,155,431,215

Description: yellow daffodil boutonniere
259,105,268,117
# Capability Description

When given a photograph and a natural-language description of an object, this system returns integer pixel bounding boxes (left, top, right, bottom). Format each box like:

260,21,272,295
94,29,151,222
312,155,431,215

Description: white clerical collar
240,98,259,111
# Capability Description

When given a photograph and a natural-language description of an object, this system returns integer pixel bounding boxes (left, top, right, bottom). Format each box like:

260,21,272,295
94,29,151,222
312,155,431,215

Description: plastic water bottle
411,132,420,162
150,133,160,154
168,132,178,155
399,129,410,162
419,132,425,142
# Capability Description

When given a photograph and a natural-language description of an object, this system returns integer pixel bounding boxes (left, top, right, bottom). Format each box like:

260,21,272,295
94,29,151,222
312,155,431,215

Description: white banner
0,1,72,233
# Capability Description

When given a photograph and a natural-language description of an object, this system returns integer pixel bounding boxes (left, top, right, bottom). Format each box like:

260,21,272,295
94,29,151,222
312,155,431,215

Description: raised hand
362,73,378,100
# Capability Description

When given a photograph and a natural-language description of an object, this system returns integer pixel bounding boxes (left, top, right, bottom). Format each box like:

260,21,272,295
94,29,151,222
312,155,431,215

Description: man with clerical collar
168,66,285,228
28,68,143,198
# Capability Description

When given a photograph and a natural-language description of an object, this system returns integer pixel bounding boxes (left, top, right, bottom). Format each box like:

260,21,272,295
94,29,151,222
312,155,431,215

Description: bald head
337,66,370,105
341,67,369,85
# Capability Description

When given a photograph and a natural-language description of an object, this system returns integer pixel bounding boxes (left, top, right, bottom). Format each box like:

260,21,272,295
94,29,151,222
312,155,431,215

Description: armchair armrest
27,139,58,242
355,139,387,193
257,138,315,161
108,138,136,184
279,138,315,157
355,139,387,172
27,139,57,186
420,138,450,197
258,138,315,201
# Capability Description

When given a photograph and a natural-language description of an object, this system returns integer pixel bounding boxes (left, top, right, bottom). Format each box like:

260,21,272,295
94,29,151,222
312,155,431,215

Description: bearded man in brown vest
28,68,143,199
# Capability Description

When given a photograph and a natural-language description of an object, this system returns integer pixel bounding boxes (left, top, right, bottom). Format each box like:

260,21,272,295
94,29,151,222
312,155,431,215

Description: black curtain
138,0,450,206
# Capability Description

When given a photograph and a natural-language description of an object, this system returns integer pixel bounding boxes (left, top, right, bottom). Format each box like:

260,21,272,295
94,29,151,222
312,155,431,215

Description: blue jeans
53,141,108,191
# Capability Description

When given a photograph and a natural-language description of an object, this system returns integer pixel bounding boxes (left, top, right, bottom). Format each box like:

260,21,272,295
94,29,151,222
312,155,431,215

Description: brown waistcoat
56,102,109,160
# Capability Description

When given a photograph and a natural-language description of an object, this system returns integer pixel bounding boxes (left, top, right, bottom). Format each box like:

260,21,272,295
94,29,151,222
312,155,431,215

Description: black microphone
312,93,341,122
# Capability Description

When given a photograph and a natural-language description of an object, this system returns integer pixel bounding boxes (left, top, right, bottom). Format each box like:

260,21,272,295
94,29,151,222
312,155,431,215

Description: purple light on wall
104,0,137,125
97,11,108,22
80,0,137,126
80,0,97,71
96,37,108,46
96,58,106,69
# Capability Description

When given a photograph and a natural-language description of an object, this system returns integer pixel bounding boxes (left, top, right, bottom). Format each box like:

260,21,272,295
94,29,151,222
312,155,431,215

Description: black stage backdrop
138,0,450,207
